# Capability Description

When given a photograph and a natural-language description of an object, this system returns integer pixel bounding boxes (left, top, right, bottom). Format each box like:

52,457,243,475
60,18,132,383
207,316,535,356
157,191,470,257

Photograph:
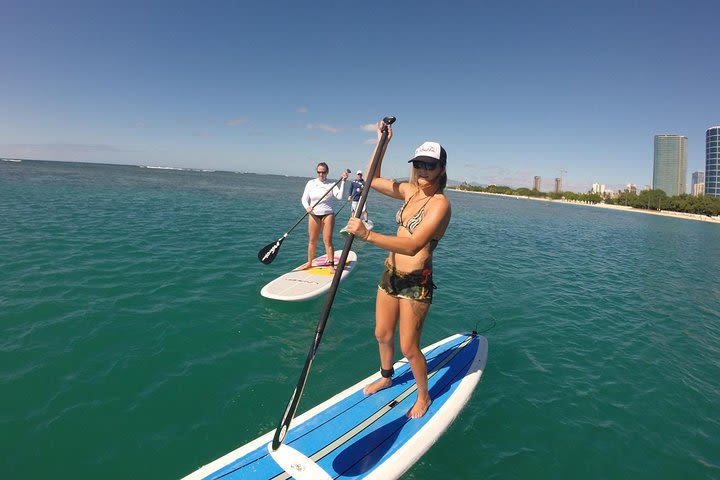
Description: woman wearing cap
345,122,451,419
300,162,349,270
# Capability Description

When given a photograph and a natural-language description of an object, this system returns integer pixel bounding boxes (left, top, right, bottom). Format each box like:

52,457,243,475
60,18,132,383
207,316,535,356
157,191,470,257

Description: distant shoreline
450,189,720,224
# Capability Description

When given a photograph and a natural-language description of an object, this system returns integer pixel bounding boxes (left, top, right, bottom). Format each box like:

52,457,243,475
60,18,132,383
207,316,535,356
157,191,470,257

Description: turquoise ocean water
1,159,719,479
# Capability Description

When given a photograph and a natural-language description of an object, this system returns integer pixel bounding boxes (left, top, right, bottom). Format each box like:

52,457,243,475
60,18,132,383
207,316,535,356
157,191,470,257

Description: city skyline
531,128,712,194
1,2,718,192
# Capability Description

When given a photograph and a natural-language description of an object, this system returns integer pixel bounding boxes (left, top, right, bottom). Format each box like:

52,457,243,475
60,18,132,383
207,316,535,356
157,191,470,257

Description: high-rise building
591,183,606,195
626,184,637,194
706,126,720,198
554,177,562,193
692,171,705,196
533,176,541,191
653,134,687,196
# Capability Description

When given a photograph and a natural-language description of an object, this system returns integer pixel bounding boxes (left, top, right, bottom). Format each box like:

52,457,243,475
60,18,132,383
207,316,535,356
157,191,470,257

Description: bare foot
407,395,432,419
363,377,392,395
297,262,313,270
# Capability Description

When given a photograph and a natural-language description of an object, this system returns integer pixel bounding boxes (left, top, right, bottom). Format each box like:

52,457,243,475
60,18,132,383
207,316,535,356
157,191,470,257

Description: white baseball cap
356,170,362,174
408,141,447,164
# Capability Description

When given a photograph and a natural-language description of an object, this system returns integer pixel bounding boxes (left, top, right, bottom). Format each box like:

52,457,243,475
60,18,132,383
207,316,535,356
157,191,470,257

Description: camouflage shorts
378,261,436,304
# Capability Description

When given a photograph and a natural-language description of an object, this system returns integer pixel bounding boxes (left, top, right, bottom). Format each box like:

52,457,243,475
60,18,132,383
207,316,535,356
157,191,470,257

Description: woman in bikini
300,162,349,270
345,122,451,418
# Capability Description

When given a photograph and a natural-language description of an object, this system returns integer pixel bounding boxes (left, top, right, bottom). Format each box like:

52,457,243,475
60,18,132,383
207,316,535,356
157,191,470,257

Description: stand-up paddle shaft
271,115,396,451
257,169,351,264
335,197,351,217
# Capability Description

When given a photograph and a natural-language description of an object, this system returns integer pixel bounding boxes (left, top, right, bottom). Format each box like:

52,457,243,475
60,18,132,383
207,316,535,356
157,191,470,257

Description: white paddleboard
260,250,357,301
182,332,488,479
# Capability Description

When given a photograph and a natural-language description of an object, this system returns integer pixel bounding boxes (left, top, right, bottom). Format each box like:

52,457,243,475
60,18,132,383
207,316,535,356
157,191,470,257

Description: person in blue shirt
349,170,369,222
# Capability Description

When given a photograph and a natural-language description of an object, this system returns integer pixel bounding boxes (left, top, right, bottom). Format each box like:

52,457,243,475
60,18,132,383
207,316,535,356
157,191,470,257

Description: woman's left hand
345,217,369,240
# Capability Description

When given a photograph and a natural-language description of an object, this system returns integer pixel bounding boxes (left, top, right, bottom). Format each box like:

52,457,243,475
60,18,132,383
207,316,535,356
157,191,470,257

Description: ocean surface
1,159,719,480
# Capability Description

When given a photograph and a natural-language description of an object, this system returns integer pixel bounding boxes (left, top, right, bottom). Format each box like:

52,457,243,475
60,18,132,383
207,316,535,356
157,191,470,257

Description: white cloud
134,121,146,129
225,117,249,127
296,106,308,113
306,123,339,133
363,138,376,144
360,123,376,132
193,131,210,137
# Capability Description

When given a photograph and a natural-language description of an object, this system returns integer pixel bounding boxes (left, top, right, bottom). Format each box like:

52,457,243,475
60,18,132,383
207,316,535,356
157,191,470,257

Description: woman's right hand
345,217,369,240
306,207,313,214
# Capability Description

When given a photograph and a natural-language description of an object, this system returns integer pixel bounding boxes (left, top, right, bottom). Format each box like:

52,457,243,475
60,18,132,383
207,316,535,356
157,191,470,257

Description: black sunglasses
317,170,328,174
411,160,438,171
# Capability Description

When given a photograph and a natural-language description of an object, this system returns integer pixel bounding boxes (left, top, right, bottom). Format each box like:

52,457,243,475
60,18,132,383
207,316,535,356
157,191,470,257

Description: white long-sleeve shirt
301,178,346,215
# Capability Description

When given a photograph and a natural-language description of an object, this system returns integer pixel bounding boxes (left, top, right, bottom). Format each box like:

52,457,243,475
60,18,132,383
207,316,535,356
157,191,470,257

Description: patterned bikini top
396,191,434,234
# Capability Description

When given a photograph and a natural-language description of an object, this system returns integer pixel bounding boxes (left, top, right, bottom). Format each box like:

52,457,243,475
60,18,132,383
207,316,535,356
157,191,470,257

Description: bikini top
396,191,434,234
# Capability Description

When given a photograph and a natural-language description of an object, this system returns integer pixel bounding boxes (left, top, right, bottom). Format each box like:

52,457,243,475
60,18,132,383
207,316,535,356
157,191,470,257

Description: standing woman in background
300,162,348,270
345,123,451,418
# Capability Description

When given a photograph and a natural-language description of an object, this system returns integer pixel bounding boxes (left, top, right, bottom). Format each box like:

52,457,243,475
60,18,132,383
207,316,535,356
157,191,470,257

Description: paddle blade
258,237,285,264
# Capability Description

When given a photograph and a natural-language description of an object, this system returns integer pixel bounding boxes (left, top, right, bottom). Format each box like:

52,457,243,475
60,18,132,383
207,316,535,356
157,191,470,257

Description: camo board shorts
378,260,436,304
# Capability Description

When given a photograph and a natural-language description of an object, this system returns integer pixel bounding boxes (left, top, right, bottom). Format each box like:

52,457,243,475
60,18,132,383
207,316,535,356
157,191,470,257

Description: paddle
271,115,396,451
257,169,351,264
335,196,351,217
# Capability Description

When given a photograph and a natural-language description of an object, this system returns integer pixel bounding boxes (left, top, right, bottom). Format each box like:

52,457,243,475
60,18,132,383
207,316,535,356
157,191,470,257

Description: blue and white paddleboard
183,332,488,480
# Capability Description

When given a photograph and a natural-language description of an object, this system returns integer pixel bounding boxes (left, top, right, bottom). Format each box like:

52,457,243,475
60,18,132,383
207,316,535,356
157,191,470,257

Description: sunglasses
317,170,328,175
411,160,438,171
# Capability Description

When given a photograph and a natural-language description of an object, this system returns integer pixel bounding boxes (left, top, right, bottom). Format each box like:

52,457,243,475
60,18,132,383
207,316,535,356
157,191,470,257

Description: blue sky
1,1,718,192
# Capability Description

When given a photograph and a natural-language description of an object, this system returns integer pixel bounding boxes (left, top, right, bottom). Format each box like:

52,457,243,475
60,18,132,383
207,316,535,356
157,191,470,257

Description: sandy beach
451,189,720,224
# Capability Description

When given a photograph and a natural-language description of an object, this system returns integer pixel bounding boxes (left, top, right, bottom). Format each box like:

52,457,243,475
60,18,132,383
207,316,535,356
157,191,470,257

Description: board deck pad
260,250,357,302
183,332,488,480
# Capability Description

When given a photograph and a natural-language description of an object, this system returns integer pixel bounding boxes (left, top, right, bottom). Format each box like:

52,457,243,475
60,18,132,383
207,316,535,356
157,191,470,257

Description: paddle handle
271,116,395,450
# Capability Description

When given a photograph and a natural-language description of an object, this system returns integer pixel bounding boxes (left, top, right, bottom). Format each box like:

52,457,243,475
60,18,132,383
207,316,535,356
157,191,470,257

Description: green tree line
452,184,720,216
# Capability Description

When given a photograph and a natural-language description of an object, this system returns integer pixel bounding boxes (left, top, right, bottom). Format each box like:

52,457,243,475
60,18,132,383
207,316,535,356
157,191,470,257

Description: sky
1,0,718,192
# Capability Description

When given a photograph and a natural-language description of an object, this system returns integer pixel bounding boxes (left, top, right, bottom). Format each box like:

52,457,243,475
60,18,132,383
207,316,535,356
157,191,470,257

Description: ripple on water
2,172,720,480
